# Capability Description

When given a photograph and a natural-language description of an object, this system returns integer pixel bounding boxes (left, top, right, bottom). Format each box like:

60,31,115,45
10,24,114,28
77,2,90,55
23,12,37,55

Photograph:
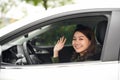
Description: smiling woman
52,24,101,63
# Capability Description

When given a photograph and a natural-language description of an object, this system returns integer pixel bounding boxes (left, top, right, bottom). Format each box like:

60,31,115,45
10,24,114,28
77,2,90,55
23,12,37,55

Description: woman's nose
75,40,80,44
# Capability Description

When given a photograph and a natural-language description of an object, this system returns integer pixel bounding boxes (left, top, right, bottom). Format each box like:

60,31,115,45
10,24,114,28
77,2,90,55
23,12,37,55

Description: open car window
1,13,109,66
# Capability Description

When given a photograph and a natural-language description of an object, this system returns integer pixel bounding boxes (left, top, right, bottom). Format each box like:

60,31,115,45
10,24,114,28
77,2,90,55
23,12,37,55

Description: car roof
0,1,120,38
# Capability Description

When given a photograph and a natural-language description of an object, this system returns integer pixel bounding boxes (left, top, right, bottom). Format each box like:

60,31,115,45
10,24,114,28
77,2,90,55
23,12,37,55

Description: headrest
96,21,108,45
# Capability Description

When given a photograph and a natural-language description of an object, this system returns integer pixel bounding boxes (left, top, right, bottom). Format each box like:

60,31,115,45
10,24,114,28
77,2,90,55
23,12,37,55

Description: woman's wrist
53,51,59,58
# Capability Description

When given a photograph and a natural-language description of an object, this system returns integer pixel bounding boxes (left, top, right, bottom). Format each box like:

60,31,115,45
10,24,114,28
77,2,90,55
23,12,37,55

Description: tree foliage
0,0,18,28
33,24,76,46
24,0,74,10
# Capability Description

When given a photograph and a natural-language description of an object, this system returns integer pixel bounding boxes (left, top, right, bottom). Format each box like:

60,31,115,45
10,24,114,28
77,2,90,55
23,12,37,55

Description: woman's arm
53,36,66,58
52,36,66,63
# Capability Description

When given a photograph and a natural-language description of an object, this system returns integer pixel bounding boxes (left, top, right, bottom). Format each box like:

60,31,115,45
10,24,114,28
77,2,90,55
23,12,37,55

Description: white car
0,2,120,80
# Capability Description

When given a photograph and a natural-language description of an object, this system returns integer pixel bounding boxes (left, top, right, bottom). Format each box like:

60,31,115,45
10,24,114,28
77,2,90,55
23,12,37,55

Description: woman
52,24,101,63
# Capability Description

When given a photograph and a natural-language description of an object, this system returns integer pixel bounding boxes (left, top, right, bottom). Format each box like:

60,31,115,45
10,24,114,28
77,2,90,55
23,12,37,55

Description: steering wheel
23,41,43,64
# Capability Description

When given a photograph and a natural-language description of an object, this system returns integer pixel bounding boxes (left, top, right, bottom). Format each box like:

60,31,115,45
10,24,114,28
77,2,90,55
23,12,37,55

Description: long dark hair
71,24,96,61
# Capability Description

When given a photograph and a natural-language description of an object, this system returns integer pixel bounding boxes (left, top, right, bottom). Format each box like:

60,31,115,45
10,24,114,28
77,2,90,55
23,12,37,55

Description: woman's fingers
63,37,66,44
59,36,66,44
54,36,66,51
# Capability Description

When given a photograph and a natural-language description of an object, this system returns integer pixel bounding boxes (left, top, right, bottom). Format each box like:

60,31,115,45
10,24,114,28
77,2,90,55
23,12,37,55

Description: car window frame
1,9,118,67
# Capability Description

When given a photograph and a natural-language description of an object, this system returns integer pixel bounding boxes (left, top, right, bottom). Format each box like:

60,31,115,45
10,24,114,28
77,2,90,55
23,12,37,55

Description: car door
119,52,120,80
0,9,120,80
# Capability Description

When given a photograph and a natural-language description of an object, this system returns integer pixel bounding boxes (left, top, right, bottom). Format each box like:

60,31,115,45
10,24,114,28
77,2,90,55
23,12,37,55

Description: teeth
75,45,81,49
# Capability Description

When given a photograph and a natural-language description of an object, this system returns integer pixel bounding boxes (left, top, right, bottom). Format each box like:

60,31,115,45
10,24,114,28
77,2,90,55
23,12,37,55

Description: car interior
1,15,108,65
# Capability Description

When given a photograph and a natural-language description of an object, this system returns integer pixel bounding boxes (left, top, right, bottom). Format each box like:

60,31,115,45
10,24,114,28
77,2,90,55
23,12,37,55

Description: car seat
92,20,108,60
95,20,108,46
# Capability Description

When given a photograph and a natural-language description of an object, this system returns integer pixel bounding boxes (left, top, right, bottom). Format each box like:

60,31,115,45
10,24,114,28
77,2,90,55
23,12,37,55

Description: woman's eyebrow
73,36,84,38
78,36,84,38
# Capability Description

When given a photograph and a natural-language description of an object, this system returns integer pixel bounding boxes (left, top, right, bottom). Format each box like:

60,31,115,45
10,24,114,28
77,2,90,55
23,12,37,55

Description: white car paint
0,61,118,80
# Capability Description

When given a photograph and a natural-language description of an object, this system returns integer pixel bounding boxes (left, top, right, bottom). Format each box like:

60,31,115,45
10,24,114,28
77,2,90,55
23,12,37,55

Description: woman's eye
79,38,83,40
73,38,76,40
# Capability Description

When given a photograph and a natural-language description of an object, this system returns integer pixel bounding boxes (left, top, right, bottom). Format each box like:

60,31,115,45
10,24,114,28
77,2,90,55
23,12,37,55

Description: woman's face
72,31,91,53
